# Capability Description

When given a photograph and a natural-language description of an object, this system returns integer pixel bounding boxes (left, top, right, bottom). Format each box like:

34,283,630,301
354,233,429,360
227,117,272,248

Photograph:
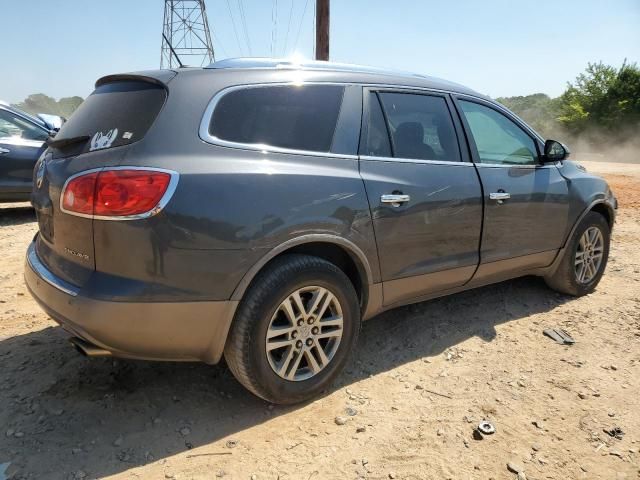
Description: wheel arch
230,235,374,314
561,199,615,251
590,202,614,230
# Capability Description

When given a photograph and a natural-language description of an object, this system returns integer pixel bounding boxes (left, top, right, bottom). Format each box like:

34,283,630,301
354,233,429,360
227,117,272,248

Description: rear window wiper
46,134,90,149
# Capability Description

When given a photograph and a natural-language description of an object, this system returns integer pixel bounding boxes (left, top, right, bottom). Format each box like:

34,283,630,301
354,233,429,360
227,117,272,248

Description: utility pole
161,0,215,68
315,0,329,61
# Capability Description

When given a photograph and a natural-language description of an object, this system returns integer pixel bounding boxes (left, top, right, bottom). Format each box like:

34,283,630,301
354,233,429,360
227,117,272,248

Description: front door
359,89,483,306
453,97,570,274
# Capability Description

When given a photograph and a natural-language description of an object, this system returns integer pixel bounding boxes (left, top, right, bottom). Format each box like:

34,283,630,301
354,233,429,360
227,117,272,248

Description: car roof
202,57,485,98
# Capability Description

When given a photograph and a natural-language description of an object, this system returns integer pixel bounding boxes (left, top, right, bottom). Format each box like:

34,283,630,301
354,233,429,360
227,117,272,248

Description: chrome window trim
198,81,534,162
359,155,474,167
473,161,561,169
59,166,180,221
198,81,476,160
27,243,79,297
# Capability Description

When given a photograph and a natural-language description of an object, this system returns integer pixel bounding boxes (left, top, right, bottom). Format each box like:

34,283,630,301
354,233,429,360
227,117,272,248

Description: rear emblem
35,160,46,189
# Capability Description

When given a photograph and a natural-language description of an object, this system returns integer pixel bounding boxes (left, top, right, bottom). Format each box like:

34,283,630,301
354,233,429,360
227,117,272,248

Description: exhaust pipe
69,337,112,357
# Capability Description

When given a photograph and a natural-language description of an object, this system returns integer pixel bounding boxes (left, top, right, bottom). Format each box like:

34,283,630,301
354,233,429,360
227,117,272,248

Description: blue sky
1,0,638,103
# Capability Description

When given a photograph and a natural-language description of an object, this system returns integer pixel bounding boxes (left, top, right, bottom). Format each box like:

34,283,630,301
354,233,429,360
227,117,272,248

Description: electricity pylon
161,0,215,68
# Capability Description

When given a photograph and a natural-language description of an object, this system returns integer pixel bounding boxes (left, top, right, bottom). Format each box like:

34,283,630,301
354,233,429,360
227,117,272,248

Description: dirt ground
1,161,638,480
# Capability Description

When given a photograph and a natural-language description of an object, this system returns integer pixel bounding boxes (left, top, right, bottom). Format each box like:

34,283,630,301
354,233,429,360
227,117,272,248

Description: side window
209,85,345,153
360,93,391,157
377,92,461,162
0,110,48,142
459,101,538,165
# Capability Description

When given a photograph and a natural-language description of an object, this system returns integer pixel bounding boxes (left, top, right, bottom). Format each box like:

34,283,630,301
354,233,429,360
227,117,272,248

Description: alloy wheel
265,286,344,381
575,226,604,284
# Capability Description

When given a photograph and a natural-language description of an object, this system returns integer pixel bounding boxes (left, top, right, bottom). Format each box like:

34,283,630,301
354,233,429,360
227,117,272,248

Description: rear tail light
61,168,178,219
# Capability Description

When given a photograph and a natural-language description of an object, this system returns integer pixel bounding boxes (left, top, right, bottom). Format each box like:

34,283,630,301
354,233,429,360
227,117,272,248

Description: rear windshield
53,80,166,154
209,85,345,152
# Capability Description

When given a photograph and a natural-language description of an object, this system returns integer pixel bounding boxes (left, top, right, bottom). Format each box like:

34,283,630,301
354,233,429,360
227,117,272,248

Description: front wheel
545,211,610,296
224,254,361,404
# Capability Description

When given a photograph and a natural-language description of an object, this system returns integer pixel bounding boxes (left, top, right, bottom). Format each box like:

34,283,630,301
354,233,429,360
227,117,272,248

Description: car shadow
0,276,570,479
0,204,35,226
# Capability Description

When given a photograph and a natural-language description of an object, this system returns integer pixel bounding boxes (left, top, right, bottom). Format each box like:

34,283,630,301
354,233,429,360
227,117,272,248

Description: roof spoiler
95,70,178,89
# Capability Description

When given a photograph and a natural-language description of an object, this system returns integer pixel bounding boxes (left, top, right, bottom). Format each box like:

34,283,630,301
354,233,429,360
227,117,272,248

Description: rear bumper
24,240,238,364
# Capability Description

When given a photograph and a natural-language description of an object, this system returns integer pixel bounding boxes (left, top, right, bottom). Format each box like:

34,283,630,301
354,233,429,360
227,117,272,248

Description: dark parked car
0,102,64,202
25,59,616,404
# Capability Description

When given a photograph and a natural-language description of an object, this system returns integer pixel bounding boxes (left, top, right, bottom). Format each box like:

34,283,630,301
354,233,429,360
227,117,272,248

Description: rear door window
377,92,461,162
360,93,392,157
209,85,345,153
53,81,167,154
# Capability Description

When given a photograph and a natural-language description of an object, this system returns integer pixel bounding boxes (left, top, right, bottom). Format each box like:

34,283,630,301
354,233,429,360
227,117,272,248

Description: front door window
459,100,538,165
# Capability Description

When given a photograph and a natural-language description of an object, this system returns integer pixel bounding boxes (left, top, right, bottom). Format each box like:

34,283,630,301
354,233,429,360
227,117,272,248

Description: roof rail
205,57,429,79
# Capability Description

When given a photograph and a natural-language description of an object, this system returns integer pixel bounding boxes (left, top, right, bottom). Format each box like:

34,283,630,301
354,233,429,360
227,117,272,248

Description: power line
237,0,252,56
292,0,310,55
210,24,229,58
283,0,294,56
225,0,244,56
271,0,280,57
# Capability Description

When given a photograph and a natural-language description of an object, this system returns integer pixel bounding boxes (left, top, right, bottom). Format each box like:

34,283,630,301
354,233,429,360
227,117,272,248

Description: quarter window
459,101,538,165
209,85,345,153
376,92,461,162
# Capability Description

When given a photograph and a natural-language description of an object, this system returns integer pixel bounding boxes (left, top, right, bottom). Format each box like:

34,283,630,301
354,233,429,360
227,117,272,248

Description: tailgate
30,76,169,287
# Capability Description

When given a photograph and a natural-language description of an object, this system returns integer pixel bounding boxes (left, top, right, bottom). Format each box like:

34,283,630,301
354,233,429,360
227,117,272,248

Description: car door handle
489,192,511,201
0,147,10,155
381,194,410,206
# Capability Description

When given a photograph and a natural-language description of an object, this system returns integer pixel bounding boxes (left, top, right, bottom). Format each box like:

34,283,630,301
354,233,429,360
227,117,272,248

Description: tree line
11,94,83,119
497,61,640,152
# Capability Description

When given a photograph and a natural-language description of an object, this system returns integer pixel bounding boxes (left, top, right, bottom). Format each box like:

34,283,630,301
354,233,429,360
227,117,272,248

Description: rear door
0,108,48,196
453,97,570,270
31,79,168,287
359,89,483,306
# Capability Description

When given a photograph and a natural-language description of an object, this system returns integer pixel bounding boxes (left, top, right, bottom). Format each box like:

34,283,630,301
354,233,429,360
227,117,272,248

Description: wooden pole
315,0,329,60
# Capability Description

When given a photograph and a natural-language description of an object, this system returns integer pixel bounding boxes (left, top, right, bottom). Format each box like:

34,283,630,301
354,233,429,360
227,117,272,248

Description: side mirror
37,113,66,132
543,139,570,162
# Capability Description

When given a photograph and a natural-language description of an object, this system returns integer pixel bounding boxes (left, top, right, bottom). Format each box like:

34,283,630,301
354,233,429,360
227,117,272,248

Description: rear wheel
224,254,360,404
545,211,610,296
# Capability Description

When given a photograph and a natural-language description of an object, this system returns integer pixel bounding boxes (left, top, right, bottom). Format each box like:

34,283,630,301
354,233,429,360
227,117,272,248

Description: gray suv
25,59,616,404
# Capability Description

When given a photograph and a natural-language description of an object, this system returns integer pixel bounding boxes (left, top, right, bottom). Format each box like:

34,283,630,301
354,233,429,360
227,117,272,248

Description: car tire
224,254,361,404
545,211,610,296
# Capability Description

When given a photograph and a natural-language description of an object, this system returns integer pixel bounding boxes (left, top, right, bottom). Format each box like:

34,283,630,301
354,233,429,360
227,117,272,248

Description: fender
230,234,375,302
544,198,616,278
562,198,615,249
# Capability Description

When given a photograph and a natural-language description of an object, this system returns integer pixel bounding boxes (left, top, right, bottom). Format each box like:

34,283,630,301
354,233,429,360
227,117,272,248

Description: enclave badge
64,247,90,261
